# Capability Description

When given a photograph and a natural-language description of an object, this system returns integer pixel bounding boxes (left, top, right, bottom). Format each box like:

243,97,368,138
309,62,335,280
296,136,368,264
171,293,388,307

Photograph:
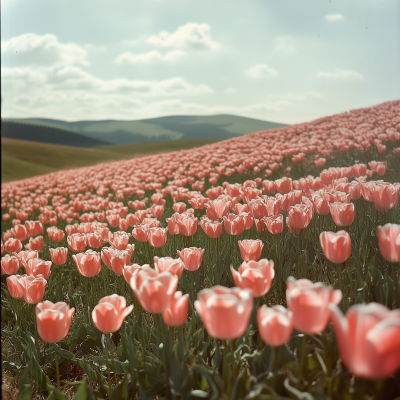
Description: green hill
6,114,287,146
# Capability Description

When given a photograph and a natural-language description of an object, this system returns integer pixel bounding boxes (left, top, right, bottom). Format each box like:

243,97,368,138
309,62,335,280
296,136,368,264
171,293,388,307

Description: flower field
1,100,400,400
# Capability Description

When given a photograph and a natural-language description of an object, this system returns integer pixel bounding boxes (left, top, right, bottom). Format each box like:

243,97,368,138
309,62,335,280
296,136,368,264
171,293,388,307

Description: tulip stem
120,275,125,297
33,306,40,359
297,334,307,388
273,346,279,392
222,340,230,395
338,263,343,292
85,277,90,323
107,333,116,374
55,346,60,389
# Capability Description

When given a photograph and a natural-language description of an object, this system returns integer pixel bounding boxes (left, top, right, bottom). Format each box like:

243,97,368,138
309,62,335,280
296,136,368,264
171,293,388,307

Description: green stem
33,306,40,358
222,340,230,395
273,346,279,392
120,274,125,297
107,333,116,374
85,277,90,323
297,334,307,388
338,263,343,292
55,346,60,389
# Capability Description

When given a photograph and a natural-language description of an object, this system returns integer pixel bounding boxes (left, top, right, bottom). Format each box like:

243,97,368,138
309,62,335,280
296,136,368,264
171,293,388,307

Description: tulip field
1,100,400,400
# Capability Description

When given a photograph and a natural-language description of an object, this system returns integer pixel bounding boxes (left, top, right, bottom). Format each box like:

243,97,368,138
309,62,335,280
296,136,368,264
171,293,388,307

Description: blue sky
2,0,399,123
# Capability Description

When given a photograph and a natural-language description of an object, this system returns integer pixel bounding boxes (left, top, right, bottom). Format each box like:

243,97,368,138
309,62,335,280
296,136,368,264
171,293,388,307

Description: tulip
262,180,276,194
264,214,284,235
109,249,128,276
312,195,330,215
49,247,68,266
25,220,43,236
86,231,102,248
265,197,282,217
377,223,400,262
13,250,39,268
130,269,178,313
166,217,180,235
107,214,120,228
257,305,293,346
177,247,205,271
25,258,52,279
92,294,133,333
329,202,355,227
47,227,65,242
73,250,102,277
194,286,253,340
173,202,186,213
29,236,44,252
154,256,184,278
1,254,20,275
231,259,274,297
177,217,198,236
275,177,292,194
248,199,267,219
223,214,245,236
329,302,400,379
67,233,87,252
123,263,150,284
200,219,223,239
147,227,168,247
162,291,189,327
132,225,149,242
17,274,47,304
286,276,342,334
7,275,25,298
205,199,231,219
319,231,351,264
287,204,312,230
5,238,22,254
11,224,28,241
371,184,400,212
238,239,263,262
108,231,131,250
36,301,75,343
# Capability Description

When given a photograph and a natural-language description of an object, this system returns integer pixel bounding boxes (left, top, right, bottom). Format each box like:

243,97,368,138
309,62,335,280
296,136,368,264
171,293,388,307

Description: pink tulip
205,199,231,219
123,263,150,284
17,274,47,304
177,247,205,271
312,195,330,215
329,202,355,227
264,214,284,234
1,254,20,275
47,227,65,242
177,217,198,236
130,269,178,313
257,305,293,346
238,239,263,261
194,286,253,340
132,225,149,242
49,247,68,266
7,275,25,298
108,231,131,250
92,295,133,333
223,214,245,235
25,258,52,279
29,236,43,252
147,227,168,247
275,177,292,194
287,204,312,230
371,184,399,212
5,238,22,254
67,233,87,252
11,224,28,241
329,302,400,379
286,277,342,334
231,259,274,297
25,220,43,236
86,232,103,248
154,256,184,278
109,249,128,276
36,301,75,343
166,217,180,235
162,291,189,326
377,223,400,262
13,250,39,268
319,231,351,264
173,202,186,213
73,250,102,277
200,219,223,238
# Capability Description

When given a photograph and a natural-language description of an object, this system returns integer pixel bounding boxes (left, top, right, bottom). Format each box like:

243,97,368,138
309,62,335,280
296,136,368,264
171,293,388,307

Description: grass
1,138,220,183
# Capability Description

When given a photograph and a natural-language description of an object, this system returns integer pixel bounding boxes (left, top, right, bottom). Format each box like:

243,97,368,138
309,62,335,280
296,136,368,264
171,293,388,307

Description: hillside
6,114,288,145
1,138,219,182
1,120,111,148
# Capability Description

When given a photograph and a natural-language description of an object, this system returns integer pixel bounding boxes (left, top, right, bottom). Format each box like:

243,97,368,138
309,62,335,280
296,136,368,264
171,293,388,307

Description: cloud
274,36,295,54
146,23,220,50
224,88,236,93
325,14,344,22
1,33,88,66
318,69,363,80
246,64,277,79
115,50,186,64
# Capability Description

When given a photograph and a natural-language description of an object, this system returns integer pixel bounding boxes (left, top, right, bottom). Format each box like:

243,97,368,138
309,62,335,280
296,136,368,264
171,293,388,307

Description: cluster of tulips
1,100,400,398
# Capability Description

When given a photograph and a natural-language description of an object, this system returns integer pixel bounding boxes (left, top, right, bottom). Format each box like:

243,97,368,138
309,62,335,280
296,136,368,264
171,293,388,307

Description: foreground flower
154,256,184,278
377,223,400,262
329,302,400,379
36,301,75,343
47,227,65,242
108,231,131,250
162,291,189,327
130,269,178,313
25,258,52,279
123,263,150,284
223,214,245,236
17,274,47,304
194,286,253,340
287,205,312,230
49,247,68,266
319,231,351,264
1,254,20,275
231,259,274,297
286,277,342,334
329,202,355,227
73,250,102,277
25,220,43,236
5,238,22,254
7,275,25,298
257,305,293,346
13,250,39,268
92,295,133,333
68,233,87,253
264,214,284,234
147,227,168,247
177,247,205,271
29,236,44,252
238,239,264,262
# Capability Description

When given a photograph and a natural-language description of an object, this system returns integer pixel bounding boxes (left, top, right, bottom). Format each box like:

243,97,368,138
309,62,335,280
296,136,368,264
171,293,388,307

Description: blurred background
1,0,399,182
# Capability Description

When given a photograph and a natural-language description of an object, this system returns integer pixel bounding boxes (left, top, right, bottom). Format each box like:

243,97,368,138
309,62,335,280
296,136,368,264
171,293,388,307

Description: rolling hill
4,114,287,146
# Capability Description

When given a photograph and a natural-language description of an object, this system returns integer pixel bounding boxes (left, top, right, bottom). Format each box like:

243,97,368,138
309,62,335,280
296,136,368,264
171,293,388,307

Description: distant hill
5,114,288,146
1,120,111,148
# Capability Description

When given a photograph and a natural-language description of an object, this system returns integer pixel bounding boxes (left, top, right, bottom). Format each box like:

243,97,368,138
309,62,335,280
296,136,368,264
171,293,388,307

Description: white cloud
274,36,295,54
1,33,88,66
224,88,236,93
318,69,363,80
146,23,220,50
115,50,186,64
325,14,344,22
246,64,277,79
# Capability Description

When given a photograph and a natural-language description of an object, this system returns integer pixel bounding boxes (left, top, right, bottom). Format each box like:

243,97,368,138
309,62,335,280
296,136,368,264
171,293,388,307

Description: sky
1,0,400,124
